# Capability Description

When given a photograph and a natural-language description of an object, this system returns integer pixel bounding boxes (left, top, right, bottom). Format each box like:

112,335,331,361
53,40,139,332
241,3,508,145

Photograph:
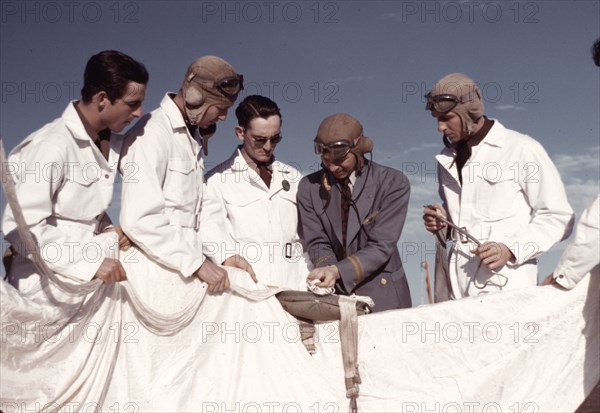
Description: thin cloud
403,142,440,154
553,148,600,214
403,181,440,238
495,105,525,111
563,181,600,214
553,148,600,172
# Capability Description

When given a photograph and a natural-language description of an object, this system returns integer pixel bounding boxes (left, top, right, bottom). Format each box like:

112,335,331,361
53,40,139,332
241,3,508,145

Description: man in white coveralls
111,56,345,411
202,95,310,290
1,50,148,409
422,72,574,299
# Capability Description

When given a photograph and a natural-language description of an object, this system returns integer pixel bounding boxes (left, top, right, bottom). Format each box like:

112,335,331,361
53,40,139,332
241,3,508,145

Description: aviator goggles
188,74,244,98
314,139,355,161
424,92,475,113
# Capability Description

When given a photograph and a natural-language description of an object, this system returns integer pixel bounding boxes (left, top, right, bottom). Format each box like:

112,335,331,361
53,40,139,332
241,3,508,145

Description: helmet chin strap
198,124,216,155
181,105,195,126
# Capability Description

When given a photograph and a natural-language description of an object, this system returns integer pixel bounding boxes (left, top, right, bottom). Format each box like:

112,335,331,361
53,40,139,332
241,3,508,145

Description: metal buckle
458,227,469,244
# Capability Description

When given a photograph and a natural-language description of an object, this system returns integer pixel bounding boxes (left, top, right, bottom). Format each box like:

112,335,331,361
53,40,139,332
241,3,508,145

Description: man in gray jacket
297,113,412,312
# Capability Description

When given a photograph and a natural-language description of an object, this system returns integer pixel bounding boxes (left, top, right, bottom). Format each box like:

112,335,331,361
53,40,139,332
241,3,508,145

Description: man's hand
102,226,132,251
222,254,258,283
423,204,447,233
541,274,556,286
195,260,230,293
94,258,127,283
307,265,340,289
473,242,515,270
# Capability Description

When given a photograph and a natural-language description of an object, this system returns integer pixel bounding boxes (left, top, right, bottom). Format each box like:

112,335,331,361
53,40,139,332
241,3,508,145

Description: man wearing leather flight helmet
297,113,412,312
178,56,244,155
120,56,254,293
422,73,573,299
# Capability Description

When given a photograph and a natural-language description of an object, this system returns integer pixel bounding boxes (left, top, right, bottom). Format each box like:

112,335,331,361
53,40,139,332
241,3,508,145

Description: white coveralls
3,102,119,283
119,93,205,279
202,148,310,290
1,102,124,408
436,120,574,298
111,93,208,407
110,94,344,411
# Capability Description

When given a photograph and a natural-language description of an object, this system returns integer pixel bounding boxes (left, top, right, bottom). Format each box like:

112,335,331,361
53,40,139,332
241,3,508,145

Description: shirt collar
63,101,99,143
161,93,188,130
348,170,357,186
161,93,202,145
466,116,494,148
239,145,275,170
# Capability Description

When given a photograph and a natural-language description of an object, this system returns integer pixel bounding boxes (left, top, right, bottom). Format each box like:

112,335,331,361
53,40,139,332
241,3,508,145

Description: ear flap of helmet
184,74,205,107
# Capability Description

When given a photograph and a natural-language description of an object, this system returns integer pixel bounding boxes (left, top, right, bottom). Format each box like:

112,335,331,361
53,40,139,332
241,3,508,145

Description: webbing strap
299,320,316,354
231,282,363,410
339,295,361,413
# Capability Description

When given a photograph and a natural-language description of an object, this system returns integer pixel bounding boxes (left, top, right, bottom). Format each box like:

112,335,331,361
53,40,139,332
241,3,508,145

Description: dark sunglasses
245,130,283,146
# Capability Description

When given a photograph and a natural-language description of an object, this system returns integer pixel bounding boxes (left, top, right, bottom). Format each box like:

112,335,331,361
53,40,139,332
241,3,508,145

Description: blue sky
1,0,599,304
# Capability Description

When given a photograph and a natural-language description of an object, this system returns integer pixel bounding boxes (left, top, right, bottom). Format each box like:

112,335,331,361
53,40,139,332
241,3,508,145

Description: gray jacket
297,160,412,312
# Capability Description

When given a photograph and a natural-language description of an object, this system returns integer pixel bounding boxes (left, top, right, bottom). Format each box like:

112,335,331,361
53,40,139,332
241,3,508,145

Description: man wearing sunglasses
202,95,309,290
422,73,574,299
297,113,412,312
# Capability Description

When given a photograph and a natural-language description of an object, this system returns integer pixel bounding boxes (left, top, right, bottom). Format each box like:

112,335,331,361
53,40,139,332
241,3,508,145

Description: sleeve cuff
182,255,206,278
553,267,579,290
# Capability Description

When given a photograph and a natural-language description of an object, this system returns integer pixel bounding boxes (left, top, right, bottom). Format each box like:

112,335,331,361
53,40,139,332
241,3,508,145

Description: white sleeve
201,176,238,264
554,194,600,289
119,126,204,278
507,142,574,264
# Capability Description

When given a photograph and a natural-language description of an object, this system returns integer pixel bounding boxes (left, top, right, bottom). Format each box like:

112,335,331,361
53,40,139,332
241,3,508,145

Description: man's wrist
328,264,341,279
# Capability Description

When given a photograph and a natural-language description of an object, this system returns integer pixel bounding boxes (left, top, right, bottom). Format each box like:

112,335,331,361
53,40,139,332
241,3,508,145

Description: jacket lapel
322,174,345,246
231,149,267,191
436,149,460,188
63,102,109,170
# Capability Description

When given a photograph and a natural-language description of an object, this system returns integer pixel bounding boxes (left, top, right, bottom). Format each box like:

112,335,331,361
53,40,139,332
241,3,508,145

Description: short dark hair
81,50,149,103
592,38,600,67
235,95,281,129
